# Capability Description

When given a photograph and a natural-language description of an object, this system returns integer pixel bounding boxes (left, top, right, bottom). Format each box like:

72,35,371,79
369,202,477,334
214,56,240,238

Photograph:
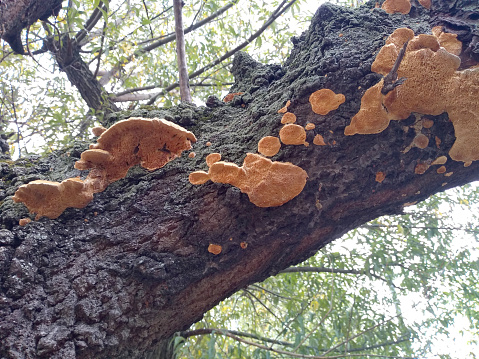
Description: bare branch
98,1,238,85
75,1,108,45
173,0,192,102
146,0,298,105
112,93,157,102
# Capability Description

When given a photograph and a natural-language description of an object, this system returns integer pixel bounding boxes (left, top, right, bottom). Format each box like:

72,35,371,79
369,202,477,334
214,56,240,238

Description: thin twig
173,0,192,102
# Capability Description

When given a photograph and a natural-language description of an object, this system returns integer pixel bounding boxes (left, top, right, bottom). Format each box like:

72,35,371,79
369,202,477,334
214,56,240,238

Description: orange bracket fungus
258,136,281,157
313,134,327,146
208,244,222,255
206,153,222,167
281,112,297,124
189,153,308,207
381,0,411,14
277,100,291,114
344,28,479,163
13,117,196,219
279,124,307,146
309,89,345,115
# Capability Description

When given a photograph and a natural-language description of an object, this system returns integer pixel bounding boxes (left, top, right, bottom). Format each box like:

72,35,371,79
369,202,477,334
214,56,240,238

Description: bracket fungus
381,0,411,14
279,124,308,146
258,136,281,157
12,178,94,220
344,28,479,163
309,89,345,115
189,153,308,207
13,117,196,219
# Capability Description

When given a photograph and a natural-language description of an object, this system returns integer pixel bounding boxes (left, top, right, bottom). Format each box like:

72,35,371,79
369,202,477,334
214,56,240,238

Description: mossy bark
1,1,479,358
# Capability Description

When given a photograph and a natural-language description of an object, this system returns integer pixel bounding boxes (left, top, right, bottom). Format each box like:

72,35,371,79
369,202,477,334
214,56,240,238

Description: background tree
0,0,478,358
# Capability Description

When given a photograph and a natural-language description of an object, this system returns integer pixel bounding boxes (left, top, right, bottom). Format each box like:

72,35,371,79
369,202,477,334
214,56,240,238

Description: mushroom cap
258,136,281,157
309,89,345,115
279,124,307,145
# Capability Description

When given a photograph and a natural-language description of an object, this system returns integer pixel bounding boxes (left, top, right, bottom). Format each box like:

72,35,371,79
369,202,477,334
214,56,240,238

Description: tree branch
75,1,108,45
98,1,238,85
146,0,298,105
173,0,192,102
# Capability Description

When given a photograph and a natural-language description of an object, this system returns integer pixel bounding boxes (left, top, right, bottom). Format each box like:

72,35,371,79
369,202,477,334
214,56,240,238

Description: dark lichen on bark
1,1,479,358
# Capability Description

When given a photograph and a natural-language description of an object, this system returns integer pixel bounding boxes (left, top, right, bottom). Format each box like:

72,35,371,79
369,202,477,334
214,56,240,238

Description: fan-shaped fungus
381,0,411,14
313,134,327,146
189,153,308,207
206,153,222,167
344,28,479,163
13,118,197,220
208,244,222,255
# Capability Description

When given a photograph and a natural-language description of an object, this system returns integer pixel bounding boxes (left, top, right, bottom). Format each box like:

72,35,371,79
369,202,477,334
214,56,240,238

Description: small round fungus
189,171,210,185
414,162,429,175
464,161,472,167
422,118,434,128
304,123,316,130
240,242,248,249
436,166,447,174
418,0,431,9
313,134,326,146
431,156,447,165
188,152,196,158
413,134,429,149
223,92,244,103
206,141,212,147
206,153,222,167
381,0,411,14
309,89,346,115
19,218,31,226
375,172,386,183
279,124,307,145
281,112,297,124
278,100,291,114
258,136,281,157
208,244,222,255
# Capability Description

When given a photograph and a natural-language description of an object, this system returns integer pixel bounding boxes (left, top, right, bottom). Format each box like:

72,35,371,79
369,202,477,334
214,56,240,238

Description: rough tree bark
1,0,479,358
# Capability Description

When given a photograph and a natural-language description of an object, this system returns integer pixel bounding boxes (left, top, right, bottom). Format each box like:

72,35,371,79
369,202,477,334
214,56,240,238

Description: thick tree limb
1,1,479,358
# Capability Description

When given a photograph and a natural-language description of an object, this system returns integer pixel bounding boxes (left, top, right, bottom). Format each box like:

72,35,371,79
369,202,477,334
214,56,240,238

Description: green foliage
176,184,479,358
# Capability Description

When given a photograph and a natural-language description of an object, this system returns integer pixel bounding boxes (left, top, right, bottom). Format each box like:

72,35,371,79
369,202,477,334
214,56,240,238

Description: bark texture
44,35,120,119
0,0,63,54
1,0,479,358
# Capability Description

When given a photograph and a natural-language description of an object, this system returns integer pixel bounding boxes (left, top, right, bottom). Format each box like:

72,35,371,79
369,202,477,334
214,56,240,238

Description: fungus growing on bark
206,153,222,167
413,134,429,149
313,134,327,146
279,124,307,146
415,162,429,175
258,136,281,157
188,152,196,158
92,126,107,137
189,153,308,207
432,26,462,56
344,28,479,163
431,156,447,165
281,112,297,124
437,166,447,174
240,242,248,249
14,117,196,220
418,0,431,9
208,244,222,255
12,178,94,220
381,0,411,14
19,218,31,226
304,123,315,130
375,172,386,183
309,89,345,115
278,100,291,114
223,92,244,103
188,171,210,185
